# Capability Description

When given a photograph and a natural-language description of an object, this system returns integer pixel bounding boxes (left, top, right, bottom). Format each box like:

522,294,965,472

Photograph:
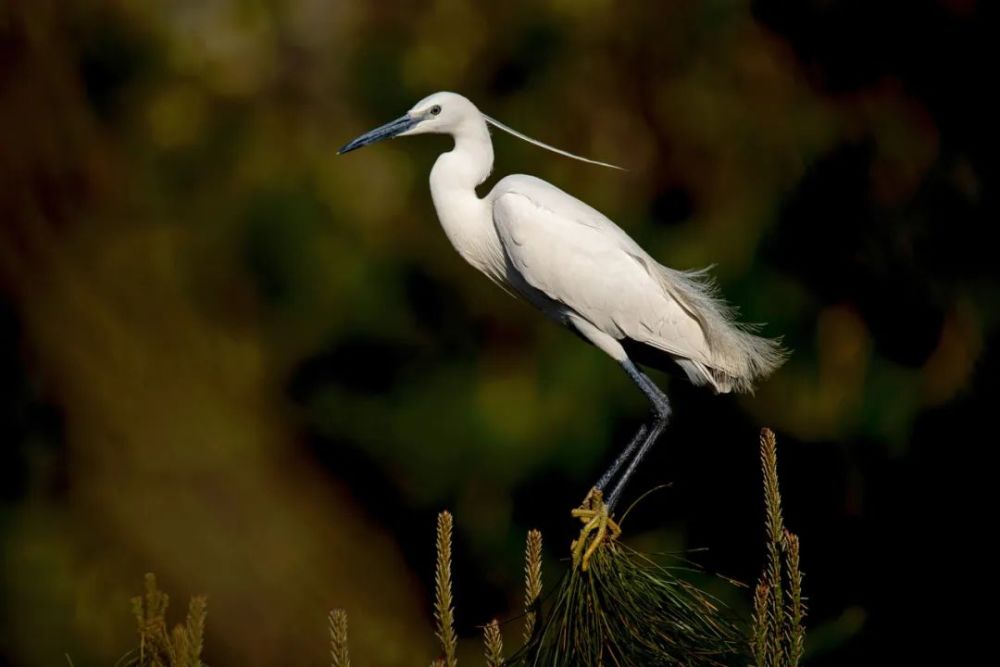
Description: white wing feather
490,175,786,393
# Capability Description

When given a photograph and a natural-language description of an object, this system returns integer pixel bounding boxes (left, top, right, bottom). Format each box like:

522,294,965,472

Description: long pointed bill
338,114,416,155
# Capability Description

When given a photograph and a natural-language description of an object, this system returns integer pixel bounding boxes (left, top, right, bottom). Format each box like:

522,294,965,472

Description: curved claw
570,488,621,571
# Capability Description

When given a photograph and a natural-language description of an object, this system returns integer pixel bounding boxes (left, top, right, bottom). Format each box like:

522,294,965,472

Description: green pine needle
511,541,743,666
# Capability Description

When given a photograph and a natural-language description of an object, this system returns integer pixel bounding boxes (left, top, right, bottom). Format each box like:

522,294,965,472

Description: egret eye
430,105,442,116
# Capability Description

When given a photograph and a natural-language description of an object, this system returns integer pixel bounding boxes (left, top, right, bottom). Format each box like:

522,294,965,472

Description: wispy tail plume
656,265,788,394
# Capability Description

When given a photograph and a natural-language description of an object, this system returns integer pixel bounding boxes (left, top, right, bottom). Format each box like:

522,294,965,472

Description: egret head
338,92,624,170
337,92,480,154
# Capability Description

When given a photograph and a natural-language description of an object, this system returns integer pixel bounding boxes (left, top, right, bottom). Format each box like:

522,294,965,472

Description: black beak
338,114,416,155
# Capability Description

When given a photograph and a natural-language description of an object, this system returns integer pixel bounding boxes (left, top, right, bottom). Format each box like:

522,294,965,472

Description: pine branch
329,609,350,667
751,429,807,667
170,626,189,667
760,428,785,667
183,596,206,667
483,619,504,667
522,529,543,644
751,581,771,667
131,573,173,667
126,574,208,667
760,429,785,544
435,511,458,667
783,531,805,667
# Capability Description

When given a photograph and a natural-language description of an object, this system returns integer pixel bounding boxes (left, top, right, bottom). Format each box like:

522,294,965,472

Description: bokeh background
1,0,992,665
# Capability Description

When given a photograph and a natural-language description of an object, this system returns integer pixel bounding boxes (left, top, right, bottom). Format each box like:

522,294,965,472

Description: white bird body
492,178,713,378
414,93,783,394
339,90,786,513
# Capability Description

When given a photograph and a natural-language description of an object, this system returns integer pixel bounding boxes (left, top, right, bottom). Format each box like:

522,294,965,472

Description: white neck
430,116,494,193
429,117,505,279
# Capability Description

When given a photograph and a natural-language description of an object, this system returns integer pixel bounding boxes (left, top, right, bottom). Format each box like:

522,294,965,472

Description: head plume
483,114,625,171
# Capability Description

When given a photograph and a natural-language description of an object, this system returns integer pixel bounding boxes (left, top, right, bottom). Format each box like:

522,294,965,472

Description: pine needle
329,609,350,667
483,619,504,667
511,541,743,666
435,511,458,667
522,529,543,644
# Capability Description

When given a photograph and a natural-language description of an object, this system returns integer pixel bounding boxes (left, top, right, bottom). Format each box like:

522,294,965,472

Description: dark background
1,1,992,665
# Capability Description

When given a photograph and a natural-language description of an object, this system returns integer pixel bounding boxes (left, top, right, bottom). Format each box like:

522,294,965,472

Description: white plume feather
483,114,625,171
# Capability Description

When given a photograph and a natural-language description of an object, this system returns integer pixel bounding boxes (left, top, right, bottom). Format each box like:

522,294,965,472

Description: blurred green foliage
1,1,990,665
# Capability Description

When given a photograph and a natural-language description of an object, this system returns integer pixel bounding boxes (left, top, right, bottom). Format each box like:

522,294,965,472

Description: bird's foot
570,487,621,572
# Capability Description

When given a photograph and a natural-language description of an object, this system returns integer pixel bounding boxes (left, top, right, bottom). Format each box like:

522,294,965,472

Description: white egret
339,92,786,568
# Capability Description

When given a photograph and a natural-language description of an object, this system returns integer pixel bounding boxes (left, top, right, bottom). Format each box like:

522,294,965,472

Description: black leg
607,416,667,511
621,359,671,420
600,359,671,513
595,423,648,493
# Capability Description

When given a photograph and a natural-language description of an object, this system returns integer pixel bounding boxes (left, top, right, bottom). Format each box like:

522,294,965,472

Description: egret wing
490,178,713,365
